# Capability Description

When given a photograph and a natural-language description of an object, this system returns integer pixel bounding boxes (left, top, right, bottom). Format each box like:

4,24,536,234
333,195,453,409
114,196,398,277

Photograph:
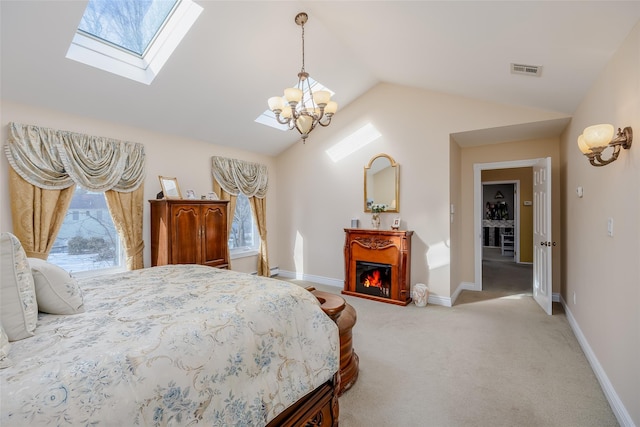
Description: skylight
67,0,202,85
256,76,335,131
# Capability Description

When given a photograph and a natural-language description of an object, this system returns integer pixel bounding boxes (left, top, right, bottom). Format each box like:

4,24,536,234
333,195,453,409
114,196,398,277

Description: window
77,0,179,56
49,186,124,275
228,194,259,257
67,0,202,84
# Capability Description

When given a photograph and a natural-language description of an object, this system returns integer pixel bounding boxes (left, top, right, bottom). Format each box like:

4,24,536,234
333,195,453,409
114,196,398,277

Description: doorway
473,158,553,314
481,180,532,295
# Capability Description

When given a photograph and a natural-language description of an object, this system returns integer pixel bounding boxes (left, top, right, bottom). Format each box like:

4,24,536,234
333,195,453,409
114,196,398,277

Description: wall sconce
577,124,633,167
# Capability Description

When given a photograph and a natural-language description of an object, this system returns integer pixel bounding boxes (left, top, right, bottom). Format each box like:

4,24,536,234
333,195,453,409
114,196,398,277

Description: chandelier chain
300,21,306,74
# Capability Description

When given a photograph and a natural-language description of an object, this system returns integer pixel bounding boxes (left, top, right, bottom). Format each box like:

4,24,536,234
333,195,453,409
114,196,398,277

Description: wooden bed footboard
266,373,340,427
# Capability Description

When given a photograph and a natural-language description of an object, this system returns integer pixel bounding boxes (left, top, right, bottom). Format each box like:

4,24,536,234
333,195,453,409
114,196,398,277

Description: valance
4,122,145,192
211,156,268,199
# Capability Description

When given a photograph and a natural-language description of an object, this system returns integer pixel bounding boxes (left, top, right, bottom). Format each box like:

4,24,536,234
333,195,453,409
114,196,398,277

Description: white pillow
0,324,12,369
28,258,85,315
0,232,38,341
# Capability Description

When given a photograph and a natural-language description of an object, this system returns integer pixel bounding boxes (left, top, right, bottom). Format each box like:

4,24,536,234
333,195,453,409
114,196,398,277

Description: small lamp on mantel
577,124,633,167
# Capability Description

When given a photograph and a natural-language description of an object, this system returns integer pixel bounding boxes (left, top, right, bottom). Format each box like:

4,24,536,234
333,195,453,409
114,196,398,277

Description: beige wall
560,22,639,425
449,138,462,295
275,82,568,300
482,168,533,262
458,138,561,293
0,100,277,274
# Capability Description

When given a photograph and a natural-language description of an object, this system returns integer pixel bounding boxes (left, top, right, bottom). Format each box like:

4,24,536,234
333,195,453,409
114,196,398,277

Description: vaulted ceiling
2,1,639,156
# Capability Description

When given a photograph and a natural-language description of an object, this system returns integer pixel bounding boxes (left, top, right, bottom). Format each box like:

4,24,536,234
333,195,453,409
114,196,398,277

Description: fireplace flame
363,269,382,288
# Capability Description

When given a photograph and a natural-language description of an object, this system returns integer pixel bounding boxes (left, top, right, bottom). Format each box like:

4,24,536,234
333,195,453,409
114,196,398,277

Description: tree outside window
228,193,259,253
49,186,124,273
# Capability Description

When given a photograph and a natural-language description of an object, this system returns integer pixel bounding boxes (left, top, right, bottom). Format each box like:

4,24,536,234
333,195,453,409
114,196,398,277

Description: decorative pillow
0,324,12,369
0,232,37,341
28,258,85,315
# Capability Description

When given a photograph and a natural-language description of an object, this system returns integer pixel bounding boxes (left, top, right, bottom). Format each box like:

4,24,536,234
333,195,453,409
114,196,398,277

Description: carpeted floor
282,253,618,426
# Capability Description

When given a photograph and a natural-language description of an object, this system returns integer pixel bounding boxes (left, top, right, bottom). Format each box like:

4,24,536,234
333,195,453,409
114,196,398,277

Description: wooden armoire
149,199,229,268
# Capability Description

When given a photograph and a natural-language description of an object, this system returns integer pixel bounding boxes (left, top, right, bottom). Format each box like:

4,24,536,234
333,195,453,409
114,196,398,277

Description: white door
533,157,552,315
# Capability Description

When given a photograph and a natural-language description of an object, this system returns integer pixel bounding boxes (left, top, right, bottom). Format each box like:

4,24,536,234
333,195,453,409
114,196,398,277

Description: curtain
211,156,269,275
213,181,236,270
5,122,146,268
249,196,270,277
8,168,74,259
211,156,268,198
105,186,145,270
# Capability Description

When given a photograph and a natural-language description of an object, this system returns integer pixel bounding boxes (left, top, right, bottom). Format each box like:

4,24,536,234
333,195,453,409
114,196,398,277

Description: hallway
482,247,532,295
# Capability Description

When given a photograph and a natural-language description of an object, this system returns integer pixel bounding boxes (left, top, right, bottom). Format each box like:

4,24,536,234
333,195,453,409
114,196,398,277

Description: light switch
607,218,614,237
577,186,583,198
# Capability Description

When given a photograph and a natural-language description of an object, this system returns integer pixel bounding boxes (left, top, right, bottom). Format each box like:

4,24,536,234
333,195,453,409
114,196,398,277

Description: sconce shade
583,124,615,148
577,135,590,154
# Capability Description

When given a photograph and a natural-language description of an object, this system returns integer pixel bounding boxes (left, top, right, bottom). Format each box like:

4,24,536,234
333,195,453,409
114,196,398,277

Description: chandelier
267,12,337,142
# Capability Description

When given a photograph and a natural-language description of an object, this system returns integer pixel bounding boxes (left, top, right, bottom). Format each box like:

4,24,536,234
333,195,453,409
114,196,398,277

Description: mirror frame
364,153,399,213
158,176,183,199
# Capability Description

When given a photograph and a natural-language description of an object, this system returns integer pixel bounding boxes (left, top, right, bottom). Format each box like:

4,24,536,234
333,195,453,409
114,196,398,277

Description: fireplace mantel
343,228,413,306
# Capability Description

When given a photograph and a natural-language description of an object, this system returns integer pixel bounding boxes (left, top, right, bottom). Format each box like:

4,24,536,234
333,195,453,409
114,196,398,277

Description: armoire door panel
202,206,227,267
171,205,201,264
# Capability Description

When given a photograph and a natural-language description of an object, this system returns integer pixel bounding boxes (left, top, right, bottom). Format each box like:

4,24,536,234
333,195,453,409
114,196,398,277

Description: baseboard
250,266,280,277
275,273,557,311
560,296,635,427
277,270,343,289
442,282,477,306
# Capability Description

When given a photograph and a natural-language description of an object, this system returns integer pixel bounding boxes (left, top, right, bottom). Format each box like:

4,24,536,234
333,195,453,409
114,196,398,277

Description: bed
0,261,342,426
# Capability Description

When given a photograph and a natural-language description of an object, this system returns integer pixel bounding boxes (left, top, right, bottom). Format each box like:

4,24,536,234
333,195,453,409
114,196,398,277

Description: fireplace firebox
343,229,413,306
356,261,392,298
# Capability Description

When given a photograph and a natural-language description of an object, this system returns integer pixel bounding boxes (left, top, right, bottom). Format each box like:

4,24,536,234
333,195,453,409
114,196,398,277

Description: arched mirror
364,153,399,213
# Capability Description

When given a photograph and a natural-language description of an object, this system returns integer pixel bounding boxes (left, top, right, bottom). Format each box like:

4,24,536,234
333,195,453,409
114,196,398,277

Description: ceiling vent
511,63,542,77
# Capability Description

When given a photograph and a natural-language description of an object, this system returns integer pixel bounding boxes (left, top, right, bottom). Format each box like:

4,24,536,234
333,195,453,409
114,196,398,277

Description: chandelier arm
318,117,333,127
274,113,292,126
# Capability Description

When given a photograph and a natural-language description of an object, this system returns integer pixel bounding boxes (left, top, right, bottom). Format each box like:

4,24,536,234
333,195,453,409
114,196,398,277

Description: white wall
560,22,639,426
275,82,567,300
0,100,277,274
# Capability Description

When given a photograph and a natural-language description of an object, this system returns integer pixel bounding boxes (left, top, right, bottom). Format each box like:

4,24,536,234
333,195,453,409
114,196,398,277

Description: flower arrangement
370,203,387,213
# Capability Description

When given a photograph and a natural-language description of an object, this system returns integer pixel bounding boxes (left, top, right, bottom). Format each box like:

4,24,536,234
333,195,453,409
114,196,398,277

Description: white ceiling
2,1,639,156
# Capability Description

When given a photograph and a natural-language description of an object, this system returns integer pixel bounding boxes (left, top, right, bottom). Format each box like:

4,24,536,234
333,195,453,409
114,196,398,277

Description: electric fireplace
343,228,413,306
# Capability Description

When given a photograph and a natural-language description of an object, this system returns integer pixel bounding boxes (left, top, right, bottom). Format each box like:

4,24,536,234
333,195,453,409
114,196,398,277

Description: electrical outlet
607,218,614,237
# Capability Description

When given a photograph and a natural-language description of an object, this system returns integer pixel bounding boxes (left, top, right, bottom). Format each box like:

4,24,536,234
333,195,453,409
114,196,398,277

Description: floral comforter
1,265,339,426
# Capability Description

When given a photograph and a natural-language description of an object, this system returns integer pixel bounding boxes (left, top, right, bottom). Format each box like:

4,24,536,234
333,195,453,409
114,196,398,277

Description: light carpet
284,266,618,426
